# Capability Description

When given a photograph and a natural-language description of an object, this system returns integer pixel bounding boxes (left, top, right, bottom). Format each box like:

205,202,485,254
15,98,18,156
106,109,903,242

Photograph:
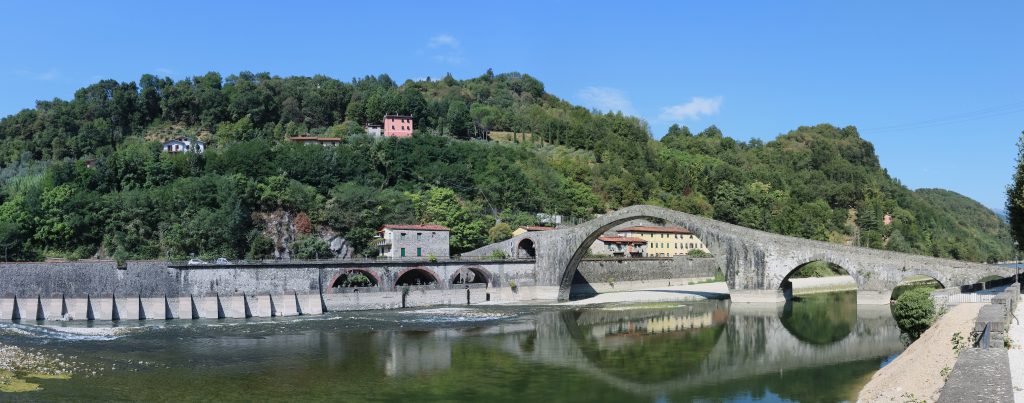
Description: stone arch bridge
466,205,1013,302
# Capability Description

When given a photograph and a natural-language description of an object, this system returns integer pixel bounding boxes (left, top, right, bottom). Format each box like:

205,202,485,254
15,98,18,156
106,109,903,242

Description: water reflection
780,291,857,345
19,295,904,402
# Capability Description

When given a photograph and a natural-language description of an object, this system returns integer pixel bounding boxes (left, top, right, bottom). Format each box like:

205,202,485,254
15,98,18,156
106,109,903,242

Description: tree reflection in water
780,291,857,345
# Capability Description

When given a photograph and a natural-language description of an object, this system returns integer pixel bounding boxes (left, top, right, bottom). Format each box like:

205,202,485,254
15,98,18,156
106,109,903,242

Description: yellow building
617,226,709,257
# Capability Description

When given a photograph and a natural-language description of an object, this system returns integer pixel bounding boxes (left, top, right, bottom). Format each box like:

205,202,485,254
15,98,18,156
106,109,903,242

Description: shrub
342,273,371,287
489,249,508,259
291,236,332,259
891,287,935,339
247,233,275,260
686,249,711,258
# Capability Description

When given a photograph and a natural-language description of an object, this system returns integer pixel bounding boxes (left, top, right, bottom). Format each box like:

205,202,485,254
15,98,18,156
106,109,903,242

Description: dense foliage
1007,131,1024,251
0,71,1012,262
890,287,936,339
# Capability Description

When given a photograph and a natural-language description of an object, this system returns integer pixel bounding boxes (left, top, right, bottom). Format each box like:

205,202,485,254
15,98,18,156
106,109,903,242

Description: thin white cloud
155,67,175,75
428,34,459,49
425,34,463,64
578,86,635,114
659,96,723,121
16,68,59,81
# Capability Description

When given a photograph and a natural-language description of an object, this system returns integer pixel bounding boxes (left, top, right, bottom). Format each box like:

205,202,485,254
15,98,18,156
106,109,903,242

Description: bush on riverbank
891,287,935,339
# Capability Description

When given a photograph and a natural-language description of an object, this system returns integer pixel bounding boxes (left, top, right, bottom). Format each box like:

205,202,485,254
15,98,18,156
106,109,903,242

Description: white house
161,137,205,154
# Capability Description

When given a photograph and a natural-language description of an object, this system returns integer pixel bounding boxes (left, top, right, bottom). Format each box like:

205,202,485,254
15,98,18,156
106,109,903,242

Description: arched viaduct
466,205,1014,301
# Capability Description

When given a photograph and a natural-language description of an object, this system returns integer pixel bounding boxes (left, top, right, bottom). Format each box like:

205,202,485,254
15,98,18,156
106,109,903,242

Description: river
0,291,904,402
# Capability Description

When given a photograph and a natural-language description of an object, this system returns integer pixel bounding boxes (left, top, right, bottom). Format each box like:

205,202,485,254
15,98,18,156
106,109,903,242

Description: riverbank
0,342,78,392
790,276,858,296
857,303,983,402
562,282,730,305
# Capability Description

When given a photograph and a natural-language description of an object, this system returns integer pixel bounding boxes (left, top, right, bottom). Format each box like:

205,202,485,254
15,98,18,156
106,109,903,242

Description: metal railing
168,255,536,267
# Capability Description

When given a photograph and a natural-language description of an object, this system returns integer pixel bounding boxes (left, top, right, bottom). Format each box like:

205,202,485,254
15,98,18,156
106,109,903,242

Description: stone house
377,224,450,258
589,236,647,257
365,124,384,137
287,136,343,146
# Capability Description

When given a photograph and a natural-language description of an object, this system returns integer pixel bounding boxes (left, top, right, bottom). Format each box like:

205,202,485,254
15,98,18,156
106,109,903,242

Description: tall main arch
466,205,1012,301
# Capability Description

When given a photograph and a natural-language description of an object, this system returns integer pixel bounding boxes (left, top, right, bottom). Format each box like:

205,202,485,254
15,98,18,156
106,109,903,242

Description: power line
862,100,1024,134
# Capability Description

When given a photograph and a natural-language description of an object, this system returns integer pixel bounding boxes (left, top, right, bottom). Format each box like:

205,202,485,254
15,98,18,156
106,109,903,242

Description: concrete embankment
789,276,858,296
0,257,718,321
857,303,983,402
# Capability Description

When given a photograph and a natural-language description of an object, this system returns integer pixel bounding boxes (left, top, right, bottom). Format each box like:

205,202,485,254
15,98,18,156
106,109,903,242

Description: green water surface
0,292,903,402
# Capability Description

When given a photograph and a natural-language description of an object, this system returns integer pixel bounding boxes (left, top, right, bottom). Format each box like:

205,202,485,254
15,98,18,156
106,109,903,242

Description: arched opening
779,260,858,345
779,261,854,296
516,238,536,259
331,270,378,288
395,268,438,287
556,212,727,302
452,267,489,285
889,275,944,340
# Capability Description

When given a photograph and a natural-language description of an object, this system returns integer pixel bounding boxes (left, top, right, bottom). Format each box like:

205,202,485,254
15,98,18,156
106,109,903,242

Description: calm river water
0,292,904,402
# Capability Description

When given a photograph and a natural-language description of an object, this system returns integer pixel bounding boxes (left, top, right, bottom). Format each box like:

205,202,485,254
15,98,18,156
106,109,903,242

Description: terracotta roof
384,114,413,119
619,226,692,234
518,226,554,232
381,224,449,231
598,236,647,244
288,136,343,142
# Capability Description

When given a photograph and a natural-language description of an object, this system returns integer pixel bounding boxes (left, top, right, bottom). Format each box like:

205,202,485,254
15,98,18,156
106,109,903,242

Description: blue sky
1,1,1021,209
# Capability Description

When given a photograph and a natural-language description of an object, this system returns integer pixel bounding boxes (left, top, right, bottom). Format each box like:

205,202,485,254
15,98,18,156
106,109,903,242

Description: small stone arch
890,274,945,301
516,238,536,259
451,266,491,286
329,269,380,289
394,267,440,288
778,258,858,297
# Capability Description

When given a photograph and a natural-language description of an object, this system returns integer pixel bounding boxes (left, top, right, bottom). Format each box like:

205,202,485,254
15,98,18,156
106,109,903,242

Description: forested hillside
0,71,1011,262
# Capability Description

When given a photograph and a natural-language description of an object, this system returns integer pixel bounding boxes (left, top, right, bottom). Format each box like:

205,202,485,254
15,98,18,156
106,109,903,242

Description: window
401,232,407,239
417,232,422,240
401,248,406,257
417,247,422,257
392,125,395,129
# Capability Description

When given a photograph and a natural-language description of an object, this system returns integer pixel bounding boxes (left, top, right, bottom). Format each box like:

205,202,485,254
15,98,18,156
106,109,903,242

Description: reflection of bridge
167,303,904,399
466,205,1012,301
501,303,903,397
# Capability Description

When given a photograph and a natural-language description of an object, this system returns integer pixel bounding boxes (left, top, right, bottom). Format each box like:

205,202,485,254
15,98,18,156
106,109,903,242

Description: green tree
890,287,935,339
415,187,488,253
446,100,472,138
1008,131,1024,250
291,236,332,259
488,222,513,243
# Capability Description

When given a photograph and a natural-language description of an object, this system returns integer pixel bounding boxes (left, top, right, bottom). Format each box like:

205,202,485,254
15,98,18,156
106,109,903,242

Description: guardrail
168,256,538,267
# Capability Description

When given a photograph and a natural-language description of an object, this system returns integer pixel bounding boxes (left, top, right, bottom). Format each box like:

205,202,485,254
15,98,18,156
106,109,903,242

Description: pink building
383,115,414,138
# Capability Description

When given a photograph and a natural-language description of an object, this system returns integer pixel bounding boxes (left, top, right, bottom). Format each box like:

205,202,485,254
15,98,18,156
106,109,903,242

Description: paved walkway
1010,301,1024,402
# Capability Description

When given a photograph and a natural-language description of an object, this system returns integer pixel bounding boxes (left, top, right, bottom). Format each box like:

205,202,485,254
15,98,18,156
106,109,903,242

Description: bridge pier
729,290,786,304
857,290,892,305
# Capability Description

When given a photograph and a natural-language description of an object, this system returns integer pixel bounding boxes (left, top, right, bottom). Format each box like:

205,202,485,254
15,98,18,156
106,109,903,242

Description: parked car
215,257,231,265
187,258,207,265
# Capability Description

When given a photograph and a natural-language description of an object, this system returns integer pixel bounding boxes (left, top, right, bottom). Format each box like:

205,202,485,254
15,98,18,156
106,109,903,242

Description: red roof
518,226,554,232
598,236,647,244
288,136,343,142
381,224,449,231
619,226,692,234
